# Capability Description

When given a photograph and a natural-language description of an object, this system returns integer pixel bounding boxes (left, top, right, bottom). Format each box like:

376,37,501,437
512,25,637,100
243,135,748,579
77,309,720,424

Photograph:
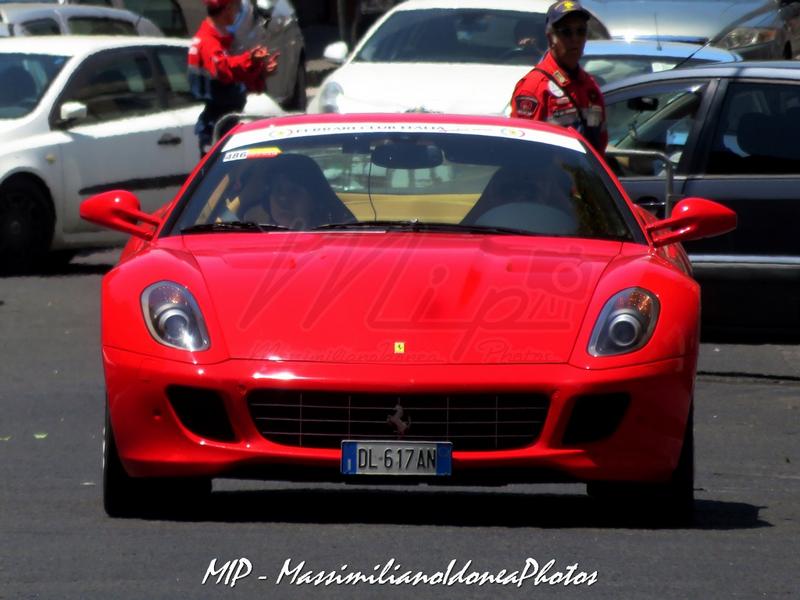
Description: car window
0,53,68,118
67,17,138,35
18,19,62,35
64,50,159,123
154,45,198,108
170,131,634,242
706,82,800,175
121,0,187,37
606,82,707,175
582,55,711,87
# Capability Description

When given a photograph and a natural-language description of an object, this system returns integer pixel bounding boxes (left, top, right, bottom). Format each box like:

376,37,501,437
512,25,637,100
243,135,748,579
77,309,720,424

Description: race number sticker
222,147,282,162
222,150,248,162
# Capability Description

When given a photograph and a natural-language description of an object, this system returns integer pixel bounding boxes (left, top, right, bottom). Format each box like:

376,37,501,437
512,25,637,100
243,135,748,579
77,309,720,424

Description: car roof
0,2,143,20
0,34,187,56
583,40,740,62
394,0,554,12
602,60,800,92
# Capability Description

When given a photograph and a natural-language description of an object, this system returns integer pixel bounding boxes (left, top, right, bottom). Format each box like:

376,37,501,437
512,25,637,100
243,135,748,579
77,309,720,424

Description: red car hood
183,234,622,364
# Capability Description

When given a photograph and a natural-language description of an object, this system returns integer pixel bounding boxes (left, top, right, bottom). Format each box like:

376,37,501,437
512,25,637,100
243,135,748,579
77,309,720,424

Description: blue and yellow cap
546,1,592,28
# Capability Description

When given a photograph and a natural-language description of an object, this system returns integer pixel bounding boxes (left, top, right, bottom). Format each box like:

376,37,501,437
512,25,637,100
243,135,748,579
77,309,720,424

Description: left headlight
719,27,778,50
141,281,210,351
588,288,659,357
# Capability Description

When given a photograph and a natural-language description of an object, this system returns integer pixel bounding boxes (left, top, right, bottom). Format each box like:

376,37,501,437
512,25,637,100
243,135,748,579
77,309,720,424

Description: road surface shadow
140,486,768,530
1,249,119,278
36,261,115,277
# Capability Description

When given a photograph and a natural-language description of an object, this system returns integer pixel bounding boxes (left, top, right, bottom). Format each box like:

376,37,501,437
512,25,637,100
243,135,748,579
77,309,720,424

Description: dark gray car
583,0,800,59
602,62,800,338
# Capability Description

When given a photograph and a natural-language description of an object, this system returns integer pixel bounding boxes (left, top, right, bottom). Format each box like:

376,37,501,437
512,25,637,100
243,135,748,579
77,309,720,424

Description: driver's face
269,175,313,229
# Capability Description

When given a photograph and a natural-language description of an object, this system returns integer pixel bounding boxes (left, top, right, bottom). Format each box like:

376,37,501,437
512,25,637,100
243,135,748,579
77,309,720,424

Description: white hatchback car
0,36,282,272
308,0,609,115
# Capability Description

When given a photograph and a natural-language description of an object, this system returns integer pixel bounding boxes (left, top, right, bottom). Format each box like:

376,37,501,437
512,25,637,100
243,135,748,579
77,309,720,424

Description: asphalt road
0,250,798,599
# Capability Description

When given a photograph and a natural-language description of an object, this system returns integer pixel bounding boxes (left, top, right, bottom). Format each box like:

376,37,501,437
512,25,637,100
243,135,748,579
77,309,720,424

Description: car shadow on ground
1,250,119,278
39,249,120,277
35,262,115,277
142,486,768,530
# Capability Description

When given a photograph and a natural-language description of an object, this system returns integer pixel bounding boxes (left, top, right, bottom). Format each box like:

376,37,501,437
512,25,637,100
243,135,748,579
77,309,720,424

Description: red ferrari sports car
81,113,735,520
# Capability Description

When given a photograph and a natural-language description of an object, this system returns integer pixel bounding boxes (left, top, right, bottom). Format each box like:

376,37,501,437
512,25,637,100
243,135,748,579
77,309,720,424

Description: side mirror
79,190,161,240
646,197,736,247
57,101,88,126
323,41,349,64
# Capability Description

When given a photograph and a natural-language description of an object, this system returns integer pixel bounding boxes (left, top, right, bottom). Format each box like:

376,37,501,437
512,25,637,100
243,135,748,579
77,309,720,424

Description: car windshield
354,8,608,65
67,17,138,35
169,125,634,241
0,53,68,118
354,9,548,65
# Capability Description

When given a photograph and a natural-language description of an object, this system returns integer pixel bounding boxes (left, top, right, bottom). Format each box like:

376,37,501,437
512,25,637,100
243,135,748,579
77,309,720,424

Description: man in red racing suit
510,1,607,155
188,0,278,156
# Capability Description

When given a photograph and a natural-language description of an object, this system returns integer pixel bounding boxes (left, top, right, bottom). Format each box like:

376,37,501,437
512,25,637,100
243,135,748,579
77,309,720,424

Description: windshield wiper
181,221,292,234
313,220,535,236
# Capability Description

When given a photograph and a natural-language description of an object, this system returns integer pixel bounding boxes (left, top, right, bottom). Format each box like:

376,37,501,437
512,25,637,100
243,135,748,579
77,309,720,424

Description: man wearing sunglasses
510,1,607,154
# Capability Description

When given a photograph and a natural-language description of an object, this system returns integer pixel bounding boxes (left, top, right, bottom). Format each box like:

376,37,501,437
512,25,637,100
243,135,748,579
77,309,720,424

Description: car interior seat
460,165,578,235
83,68,132,118
736,111,796,173
238,154,356,228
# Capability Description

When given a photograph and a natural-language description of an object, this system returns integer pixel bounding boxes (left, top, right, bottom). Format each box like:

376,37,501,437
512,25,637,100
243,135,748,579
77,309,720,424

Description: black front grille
247,390,549,451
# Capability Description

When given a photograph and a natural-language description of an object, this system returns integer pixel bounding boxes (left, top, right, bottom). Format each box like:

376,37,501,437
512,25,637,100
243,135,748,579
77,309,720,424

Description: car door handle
158,133,182,146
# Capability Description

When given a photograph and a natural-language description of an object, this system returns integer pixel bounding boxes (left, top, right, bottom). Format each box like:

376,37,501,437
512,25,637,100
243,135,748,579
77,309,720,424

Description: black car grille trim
247,391,550,451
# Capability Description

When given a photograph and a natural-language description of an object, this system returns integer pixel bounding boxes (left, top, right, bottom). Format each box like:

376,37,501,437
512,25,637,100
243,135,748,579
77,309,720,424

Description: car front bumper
104,347,695,485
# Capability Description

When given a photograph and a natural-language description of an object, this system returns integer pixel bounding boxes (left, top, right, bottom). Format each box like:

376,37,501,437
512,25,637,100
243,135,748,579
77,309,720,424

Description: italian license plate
341,441,452,476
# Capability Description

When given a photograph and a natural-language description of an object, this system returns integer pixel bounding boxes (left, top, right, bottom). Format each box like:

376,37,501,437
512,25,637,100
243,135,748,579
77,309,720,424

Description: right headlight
588,288,660,357
719,27,778,50
141,281,210,351
319,81,343,113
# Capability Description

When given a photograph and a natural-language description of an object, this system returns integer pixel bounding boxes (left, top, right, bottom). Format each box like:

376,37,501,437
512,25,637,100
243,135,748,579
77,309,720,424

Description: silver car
582,0,800,59
0,2,163,36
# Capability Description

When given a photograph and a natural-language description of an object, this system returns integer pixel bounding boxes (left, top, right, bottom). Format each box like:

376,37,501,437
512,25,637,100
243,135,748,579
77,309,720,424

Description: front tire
0,178,54,274
587,405,695,524
103,407,211,518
